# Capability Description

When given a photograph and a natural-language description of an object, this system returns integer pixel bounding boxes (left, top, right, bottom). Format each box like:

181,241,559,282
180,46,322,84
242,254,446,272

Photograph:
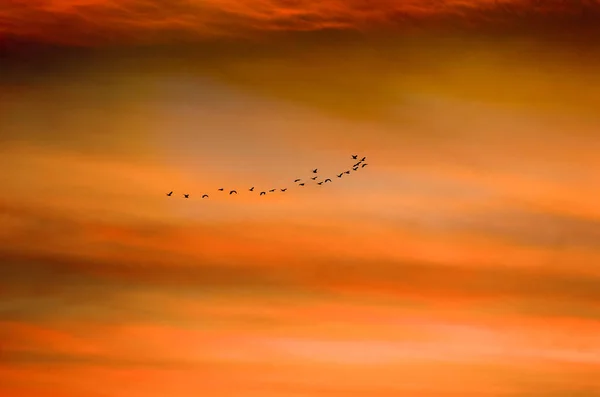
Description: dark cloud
1,350,212,368
2,0,600,48
1,195,599,301
3,26,600,128
2,242,600,313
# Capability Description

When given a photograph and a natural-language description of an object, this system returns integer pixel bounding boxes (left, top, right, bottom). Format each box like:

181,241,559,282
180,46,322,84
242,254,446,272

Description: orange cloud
2,36,600,396
2,0,600,46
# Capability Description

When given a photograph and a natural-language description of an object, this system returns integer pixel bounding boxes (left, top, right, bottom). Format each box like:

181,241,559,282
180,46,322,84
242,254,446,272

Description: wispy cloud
2,33,600,396
3,0,600,46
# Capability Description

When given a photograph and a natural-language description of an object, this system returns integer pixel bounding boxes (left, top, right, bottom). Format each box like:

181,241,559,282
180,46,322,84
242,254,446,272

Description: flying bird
166,191,173,196
181,154,371,201
269,189,276,192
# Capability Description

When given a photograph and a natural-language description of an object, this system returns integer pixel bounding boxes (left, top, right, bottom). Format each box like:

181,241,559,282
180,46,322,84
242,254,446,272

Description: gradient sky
1,1,600,397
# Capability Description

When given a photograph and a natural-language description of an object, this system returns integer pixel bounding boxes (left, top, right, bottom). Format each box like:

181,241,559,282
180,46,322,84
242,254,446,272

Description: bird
311,176,318,180
299,183,305,186
354,162,361,167
337,173,343,178
249,187,254,191
260,191,266,196
183,194,189,198
230,190,237,195
166,191,173,196
317,181,324,185
352,155,358,159
294,179,301,182
312,168,318,173
202,194,209,199
218,188,224,191
361,157,366,161
353,167,358,171
269,189,276,192
281,188,287,192
345,170,350,174
362,163,368,168
324,178,332,183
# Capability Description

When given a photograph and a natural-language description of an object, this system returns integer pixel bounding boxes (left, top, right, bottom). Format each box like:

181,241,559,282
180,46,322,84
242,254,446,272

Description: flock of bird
165,154,368,199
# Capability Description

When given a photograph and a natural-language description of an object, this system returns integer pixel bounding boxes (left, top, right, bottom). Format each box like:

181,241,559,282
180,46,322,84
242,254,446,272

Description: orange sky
2,6,600,397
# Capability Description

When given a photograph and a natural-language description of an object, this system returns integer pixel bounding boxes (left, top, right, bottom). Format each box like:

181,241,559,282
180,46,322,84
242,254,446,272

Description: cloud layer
1,33,600,396
3,0,600,46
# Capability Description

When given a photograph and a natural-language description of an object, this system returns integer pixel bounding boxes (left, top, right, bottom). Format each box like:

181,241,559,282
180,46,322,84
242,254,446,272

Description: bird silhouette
165,154,365,202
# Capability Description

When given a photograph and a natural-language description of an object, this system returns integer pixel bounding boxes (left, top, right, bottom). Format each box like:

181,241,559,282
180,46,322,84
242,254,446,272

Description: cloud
2,0,600,47
2,228,600,316
2,7,600,397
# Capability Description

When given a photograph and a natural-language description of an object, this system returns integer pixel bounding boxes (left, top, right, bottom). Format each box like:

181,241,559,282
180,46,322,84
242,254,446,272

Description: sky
1,1,600,396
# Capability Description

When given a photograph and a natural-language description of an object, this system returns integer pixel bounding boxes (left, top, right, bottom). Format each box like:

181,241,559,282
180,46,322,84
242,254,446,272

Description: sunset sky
2,1,600,396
